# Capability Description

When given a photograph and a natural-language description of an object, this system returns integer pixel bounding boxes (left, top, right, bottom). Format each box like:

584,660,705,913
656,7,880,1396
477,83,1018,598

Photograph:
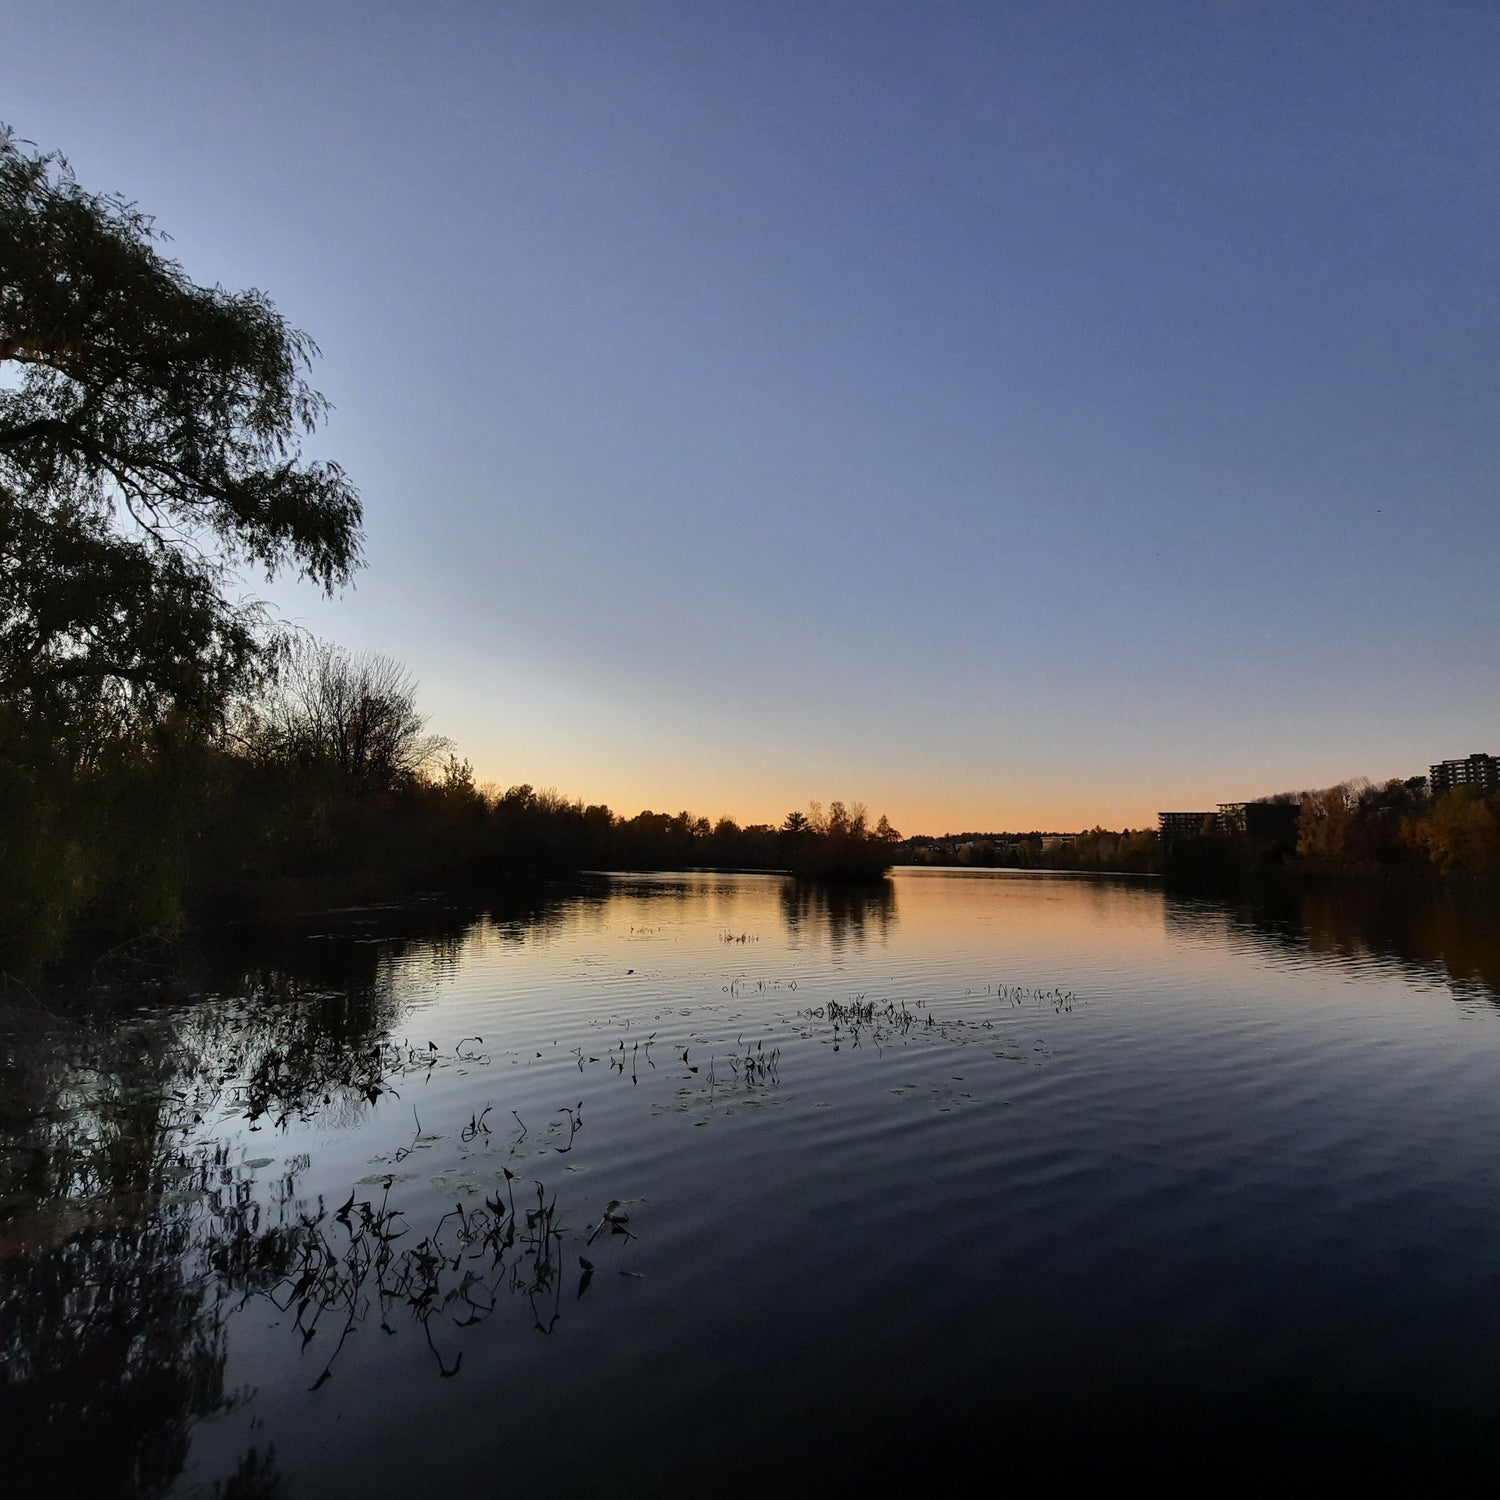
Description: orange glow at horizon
461,754,1172,835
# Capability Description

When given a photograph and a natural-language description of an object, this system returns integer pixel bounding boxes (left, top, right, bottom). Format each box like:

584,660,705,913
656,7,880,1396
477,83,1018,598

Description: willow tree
0,124,362,752
0,125,365,964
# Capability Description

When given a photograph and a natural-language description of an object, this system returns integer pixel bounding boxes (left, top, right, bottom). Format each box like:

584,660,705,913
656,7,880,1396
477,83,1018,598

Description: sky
6,1,1498,833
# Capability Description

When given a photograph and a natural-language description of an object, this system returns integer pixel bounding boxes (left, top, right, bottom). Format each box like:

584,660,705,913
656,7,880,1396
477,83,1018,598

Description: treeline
900,776,1500,885
0,636,902,970
1162,778,1500,883
1296,778,1498,877
903,828,1163,874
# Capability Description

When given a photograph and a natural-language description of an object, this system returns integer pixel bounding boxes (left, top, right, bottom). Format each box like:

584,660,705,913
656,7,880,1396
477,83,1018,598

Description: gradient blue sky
7,2,1497,831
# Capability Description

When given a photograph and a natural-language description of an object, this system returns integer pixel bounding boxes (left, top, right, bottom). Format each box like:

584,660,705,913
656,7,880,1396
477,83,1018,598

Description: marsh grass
268,1150,633,1383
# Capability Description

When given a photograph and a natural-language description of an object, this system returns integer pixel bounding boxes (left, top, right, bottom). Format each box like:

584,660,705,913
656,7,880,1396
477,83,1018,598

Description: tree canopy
237,638,449,795
0,125,362,744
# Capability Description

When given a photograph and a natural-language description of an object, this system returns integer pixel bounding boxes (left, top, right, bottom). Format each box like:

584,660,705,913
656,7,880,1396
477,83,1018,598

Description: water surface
4,870,1500,1488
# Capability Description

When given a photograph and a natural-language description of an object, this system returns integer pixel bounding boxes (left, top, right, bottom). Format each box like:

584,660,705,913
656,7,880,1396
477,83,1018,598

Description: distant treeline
1294,778,1498,877
902,828,1164,874
0,638,901,971
1148,778,1498,884
903,776,1500,886
6,615,1494,973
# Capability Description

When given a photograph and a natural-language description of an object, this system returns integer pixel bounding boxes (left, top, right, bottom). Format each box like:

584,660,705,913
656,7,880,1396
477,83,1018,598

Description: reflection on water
0,998,300,1497
779,876,897,951
4,871,1500,1490
1164,877,1500,1002
1,889,574,1495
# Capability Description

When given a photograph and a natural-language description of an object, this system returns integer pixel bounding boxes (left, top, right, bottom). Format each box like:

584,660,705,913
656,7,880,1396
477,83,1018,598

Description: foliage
0,124,361,742
235,638,448,795
0,125,367,963
1151,776,1500,883
1297,781,1372,866
902,827,1163,874
1402,789,1500,876
1060,827,1163,874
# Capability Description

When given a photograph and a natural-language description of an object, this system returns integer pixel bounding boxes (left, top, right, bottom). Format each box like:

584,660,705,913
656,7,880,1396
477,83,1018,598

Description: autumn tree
1403,789,1500,876
1297,781,1371,868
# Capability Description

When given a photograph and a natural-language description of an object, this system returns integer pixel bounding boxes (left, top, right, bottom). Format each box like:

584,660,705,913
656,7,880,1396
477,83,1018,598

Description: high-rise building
1429,753,1500,795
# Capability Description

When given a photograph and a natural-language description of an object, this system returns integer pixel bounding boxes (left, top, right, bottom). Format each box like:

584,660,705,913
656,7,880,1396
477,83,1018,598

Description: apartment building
1429,753,1500,795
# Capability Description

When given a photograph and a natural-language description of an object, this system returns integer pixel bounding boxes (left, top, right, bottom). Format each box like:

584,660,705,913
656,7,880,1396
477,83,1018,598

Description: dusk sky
7,2,1497,832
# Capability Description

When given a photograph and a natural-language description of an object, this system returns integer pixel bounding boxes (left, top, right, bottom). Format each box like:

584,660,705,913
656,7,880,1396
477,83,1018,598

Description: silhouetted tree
0,125,361,744
238,639,447,794
0,125,364,964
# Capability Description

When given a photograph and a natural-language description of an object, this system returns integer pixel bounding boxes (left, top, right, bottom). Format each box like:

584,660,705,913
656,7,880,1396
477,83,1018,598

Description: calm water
5,869,1500,1489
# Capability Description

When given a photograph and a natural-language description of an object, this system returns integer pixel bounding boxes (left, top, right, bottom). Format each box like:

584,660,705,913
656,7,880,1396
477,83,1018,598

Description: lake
4,868,1500,1490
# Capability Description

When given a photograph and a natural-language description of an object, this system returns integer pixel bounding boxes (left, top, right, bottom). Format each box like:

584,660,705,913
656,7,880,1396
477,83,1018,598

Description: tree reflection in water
0,1072,286,1497
778,878,897,952
0,886,584,1497
1163,879,1500,1002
